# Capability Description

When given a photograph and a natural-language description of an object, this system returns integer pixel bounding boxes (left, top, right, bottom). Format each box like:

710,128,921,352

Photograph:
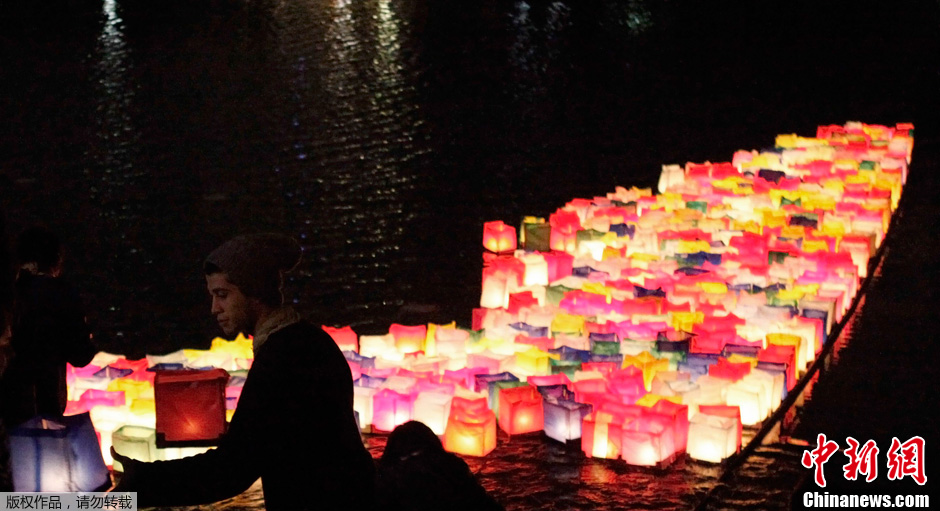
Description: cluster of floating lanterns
9,121,914,491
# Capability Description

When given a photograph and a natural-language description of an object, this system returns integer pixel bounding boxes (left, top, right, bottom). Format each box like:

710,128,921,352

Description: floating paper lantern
107,377,153,402
208,335,254,361
622,351,670,390
650,399,689,453
536,383,575,402
550,210,581,253
372,389,416,432
480,266,510,309
483,220,517,253
390,323,428,354
154,369,229,443
521,217,551,252
443,406,497,457
697,404,742,451
727,369,775,425
67,389,126,415
434,327,471,358
543,399,591,443
514,346,552,375
520,253,549,287
650,370,691,397
527,373,572,390
358,333,394,359
708,358,751,382
497,385,544,435
620,411,676,467
353,386,377,431
488,379,528,417
608,366,647,404
687,413,739,463
9,413,111,492
413,392,454,435
183,349,237,371
323,325,359,352
581,410,629,460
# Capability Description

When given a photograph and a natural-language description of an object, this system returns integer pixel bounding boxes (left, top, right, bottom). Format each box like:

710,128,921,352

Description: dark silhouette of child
376,421,504,511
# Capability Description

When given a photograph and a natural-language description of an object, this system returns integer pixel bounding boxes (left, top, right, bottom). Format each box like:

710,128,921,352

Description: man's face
206,272,254,337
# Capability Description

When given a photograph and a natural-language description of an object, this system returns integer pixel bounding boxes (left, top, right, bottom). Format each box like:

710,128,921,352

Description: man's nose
211,297,222,314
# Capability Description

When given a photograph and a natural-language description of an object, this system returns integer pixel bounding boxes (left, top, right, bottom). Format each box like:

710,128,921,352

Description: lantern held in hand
154,368,229,444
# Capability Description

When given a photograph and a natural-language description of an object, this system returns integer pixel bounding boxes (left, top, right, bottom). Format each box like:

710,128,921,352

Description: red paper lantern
483,220,517,253
497,385,543,435
322,325,359,352
154,369,229,443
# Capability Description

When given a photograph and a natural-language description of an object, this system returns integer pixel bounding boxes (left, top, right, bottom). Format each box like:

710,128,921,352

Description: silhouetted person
113,233,375,510
0,207,11,491
0,225,96,428
377,421,504,511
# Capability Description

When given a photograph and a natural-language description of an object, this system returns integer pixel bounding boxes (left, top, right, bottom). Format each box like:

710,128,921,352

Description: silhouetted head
381,421,445,466
203,233,301,336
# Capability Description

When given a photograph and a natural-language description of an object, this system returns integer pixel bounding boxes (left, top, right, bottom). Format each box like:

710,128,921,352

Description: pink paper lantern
371,389,416,432
620,411,676,467
650,399,689,453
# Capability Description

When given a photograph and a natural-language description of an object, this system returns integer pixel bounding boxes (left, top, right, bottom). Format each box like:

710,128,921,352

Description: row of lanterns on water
8,121,913,492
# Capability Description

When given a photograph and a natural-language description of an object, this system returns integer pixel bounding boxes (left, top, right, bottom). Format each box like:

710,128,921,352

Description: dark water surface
2,0,939,509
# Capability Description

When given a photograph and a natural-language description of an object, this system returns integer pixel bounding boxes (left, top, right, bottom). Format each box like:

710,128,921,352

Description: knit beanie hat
204,233,302,306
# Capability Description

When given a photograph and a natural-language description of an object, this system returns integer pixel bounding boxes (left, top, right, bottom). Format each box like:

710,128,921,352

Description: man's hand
110,447,142,492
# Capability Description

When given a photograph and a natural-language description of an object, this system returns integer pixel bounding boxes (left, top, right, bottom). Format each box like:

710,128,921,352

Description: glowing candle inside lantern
480,266,510,309
444,407,497,457
154,369,229,443
687,413,738,463
497,385,543,435
372,389,416,432
9,413,110,492
543,399,591,443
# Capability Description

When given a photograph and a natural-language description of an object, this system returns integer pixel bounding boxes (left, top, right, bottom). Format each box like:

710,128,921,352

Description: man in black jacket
113,233,375,510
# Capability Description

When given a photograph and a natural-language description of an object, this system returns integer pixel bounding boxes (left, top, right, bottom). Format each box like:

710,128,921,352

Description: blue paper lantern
543,399,592,443
9,413,111,492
